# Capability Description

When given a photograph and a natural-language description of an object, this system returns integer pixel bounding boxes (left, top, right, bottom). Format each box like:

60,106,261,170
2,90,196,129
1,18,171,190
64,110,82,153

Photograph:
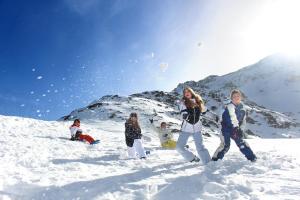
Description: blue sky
0,0,299,120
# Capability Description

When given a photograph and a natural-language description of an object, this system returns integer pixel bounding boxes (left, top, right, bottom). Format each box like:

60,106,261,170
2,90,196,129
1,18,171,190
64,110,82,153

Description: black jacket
181,106,201,125
125,121,142,140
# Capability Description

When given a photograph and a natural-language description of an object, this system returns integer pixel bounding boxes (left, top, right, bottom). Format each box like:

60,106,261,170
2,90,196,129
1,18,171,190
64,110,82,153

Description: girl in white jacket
176,87,211,164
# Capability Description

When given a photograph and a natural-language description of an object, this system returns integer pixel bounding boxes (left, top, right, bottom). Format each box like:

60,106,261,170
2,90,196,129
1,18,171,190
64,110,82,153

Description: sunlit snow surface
0,115,299,200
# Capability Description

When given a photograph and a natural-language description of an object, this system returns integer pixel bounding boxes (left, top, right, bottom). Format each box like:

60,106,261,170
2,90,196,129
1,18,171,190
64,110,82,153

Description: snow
2,54,300,199
1,115,300,200
173,54,300,137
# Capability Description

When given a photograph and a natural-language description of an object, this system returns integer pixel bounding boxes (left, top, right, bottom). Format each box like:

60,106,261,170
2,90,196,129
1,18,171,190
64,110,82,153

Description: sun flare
243,0,300,57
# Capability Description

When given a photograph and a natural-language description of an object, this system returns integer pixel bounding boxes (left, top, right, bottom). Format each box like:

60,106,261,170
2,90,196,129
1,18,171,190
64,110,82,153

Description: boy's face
232,93,241,105
161,123,167,129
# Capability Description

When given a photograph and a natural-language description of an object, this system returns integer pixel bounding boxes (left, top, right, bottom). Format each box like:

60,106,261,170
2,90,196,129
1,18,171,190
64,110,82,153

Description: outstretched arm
202,109,220,123
149,118,160,133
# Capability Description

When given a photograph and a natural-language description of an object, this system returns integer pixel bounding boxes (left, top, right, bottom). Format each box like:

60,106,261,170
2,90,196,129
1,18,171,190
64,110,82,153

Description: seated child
150,119,176,149
69,119,99,145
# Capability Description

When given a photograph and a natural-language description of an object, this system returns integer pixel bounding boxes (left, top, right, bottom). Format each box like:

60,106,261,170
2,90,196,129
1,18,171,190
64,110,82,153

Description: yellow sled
161,140,177,149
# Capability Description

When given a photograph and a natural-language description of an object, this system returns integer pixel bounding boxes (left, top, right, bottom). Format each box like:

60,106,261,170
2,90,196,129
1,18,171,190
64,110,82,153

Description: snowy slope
1,115,300,200
61,54,300,138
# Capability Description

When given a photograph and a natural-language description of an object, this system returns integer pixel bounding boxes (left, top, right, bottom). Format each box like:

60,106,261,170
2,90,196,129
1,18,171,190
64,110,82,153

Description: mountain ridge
61,54,300,138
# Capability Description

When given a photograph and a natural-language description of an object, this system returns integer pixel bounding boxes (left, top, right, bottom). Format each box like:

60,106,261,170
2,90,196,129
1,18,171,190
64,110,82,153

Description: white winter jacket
179,101,204,133
69,125,82,138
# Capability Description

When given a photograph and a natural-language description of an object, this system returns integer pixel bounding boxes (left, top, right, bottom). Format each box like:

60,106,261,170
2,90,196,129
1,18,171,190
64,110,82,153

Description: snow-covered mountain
61,54,300,138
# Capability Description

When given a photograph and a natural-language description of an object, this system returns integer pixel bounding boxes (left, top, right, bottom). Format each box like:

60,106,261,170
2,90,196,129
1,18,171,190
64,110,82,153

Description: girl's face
131,116,137,122
232,93,241,105
74,121,80,126
184,90,192,99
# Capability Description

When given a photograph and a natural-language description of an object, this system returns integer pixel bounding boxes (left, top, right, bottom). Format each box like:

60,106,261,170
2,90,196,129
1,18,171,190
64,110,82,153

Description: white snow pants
176,131,211,164
127,139,146,158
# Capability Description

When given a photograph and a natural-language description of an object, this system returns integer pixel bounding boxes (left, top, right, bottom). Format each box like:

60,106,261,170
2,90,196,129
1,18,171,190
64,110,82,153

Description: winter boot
190,156,200,163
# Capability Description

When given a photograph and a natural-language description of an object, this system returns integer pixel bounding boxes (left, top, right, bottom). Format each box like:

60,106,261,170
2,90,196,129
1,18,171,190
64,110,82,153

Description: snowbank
0,115,299,200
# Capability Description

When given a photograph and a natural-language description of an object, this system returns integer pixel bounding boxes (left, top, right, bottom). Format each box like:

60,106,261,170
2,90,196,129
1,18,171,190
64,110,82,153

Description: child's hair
230,89,242,99
73,119,80,123
183,87,205,112
129,113,137,118
127,113,140,129
160,122,167,128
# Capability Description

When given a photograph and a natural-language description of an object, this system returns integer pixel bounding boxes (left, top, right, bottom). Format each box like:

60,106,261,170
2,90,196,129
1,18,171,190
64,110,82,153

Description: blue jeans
176,131,211,164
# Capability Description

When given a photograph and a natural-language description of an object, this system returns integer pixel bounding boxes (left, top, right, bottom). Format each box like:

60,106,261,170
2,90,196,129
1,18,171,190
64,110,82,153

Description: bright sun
243,0,300,57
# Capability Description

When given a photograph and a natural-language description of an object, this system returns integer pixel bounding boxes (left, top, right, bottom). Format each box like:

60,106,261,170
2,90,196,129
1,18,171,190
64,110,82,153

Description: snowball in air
159,62,169,72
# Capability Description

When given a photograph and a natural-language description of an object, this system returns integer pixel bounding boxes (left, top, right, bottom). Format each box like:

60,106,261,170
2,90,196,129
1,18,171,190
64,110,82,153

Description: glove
149,119,154,124
232,127,242,139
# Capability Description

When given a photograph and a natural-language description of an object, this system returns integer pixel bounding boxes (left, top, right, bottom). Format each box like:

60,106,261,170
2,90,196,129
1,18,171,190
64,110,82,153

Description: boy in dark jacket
212,90,257,162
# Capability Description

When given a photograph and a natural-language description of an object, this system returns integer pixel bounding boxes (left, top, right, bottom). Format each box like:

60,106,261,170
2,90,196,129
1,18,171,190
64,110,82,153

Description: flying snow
151,52,155,58
159,62,169,72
